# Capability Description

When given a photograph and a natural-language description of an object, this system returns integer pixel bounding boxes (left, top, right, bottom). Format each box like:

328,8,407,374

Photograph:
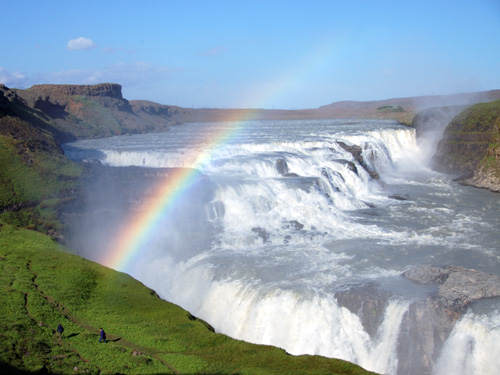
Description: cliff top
22,83,123,100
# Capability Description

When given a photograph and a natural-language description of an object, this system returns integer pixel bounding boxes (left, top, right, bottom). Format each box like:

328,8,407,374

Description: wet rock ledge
403,265,500,311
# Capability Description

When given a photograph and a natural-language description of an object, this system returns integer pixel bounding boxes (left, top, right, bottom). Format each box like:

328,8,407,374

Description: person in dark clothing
56,324,64,337
99,328,106,343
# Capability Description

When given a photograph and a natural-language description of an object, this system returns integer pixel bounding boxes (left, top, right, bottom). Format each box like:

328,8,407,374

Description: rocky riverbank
412,100,500,192
433,100,500,191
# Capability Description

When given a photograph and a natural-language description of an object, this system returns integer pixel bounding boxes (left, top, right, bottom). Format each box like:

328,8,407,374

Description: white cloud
67,37,95,51
0,67,29,88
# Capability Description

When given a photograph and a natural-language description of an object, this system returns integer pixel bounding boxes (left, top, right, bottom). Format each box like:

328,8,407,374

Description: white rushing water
65,119,500,375
433,312,500,375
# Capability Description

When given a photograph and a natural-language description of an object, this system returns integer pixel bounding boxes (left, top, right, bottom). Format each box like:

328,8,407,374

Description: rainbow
101,110,257,271
101,43,335,272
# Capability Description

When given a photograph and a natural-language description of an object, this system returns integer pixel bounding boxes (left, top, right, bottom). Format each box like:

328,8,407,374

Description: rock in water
403,265,500,310
275,158,300,177
336,141,379,179
397,265,500,374
275,158,289,175
334,266,500,375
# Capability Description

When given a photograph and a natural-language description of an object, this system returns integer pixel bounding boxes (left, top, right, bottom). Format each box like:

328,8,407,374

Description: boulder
275,158,299,177
336,141,379,179
403,265,500,311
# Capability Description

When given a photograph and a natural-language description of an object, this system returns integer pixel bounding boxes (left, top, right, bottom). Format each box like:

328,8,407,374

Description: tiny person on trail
99,328,106,343
56,323,64,337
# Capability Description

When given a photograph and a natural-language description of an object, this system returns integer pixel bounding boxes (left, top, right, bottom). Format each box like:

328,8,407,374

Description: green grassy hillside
0,223,376,375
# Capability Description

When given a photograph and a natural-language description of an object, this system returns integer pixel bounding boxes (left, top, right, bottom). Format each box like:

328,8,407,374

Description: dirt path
23,261,97,372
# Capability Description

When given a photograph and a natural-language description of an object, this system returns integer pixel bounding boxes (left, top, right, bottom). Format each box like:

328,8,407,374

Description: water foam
433,312,500,375
136,256,408,375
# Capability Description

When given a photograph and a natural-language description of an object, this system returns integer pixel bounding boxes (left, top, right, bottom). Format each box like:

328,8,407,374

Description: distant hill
317,90,500,123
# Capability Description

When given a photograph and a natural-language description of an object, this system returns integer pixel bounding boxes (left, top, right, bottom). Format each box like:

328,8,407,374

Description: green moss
450,100,500,133
376,105,405,113
0,224,377,374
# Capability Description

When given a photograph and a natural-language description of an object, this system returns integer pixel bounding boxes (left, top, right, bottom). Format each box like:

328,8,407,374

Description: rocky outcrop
276,158,289,175
275,158,299,177
334,266,500,375
432,100,500,191
397,265,500,374
12,83,164,139
334,281,452,375
22,83,124,101
403,265,500,310
331,159,358,174
0,84,72,146
335,284,391,338
17,83,132,113
337,141,379,179
0,84,20,109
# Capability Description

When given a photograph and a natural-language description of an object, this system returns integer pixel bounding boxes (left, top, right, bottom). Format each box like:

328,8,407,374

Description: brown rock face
25,83,123,101
432,100,500,190
12,83,143,139
403,265,500,310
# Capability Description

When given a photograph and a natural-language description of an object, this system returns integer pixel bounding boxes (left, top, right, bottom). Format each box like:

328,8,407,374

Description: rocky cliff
432,100,500,191
0,84,69,149
21,83,124,101
14,83,150,139
335,265,500,375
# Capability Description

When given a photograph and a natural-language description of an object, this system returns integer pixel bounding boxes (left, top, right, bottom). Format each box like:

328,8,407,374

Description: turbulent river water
65,119,500,375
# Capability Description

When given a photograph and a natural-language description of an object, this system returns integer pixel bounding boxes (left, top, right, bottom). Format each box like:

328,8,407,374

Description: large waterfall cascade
65,119,500,375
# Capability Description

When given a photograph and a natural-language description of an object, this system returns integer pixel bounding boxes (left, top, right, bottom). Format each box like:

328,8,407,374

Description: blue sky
1,1,499,108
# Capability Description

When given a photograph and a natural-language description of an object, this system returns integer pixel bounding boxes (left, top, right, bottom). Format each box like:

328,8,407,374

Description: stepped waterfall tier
64,119,500,375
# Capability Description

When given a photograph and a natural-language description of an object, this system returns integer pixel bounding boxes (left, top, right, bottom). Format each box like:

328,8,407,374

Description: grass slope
0,223,377,375
0,131,81,235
